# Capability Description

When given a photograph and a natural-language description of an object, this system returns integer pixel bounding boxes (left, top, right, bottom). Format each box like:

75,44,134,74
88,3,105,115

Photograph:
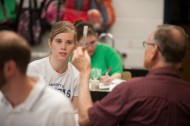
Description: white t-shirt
0,77,76,126
27,57,80,100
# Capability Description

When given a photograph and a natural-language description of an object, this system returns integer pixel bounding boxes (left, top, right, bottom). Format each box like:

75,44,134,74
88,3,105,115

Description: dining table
90,79,125,102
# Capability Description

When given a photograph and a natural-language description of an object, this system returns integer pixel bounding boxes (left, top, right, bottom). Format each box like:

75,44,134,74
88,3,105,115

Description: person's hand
72,47,91,75
100,75,113,85
100,73,122,85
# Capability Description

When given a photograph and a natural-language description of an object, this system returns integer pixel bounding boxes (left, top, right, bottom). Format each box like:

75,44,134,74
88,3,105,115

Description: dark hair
50,21,77,42
153,24,189,63
0,31,31,74
74,19,97,41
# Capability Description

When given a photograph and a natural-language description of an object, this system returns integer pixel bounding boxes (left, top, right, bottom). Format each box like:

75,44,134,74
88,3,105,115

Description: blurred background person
0,30,76,126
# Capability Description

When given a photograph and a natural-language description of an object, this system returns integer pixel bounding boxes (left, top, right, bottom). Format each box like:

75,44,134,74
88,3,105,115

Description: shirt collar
147,67,181,78
0,76,46,112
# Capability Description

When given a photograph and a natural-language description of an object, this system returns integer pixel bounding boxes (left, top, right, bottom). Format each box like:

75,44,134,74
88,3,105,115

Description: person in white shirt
27,21,80,110
0,30,76,126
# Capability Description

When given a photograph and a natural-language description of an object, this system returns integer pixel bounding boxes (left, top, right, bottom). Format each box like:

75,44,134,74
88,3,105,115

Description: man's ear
3,60,17,79
151,45,159,60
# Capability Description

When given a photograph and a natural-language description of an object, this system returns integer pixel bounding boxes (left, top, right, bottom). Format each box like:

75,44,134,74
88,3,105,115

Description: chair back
122,71,132,80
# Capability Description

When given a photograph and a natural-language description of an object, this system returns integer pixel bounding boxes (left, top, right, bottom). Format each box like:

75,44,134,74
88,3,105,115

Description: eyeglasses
142,41,161,52
142,41,156,47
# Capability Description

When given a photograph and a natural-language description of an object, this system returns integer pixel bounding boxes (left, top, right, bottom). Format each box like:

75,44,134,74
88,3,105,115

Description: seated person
74,20,123,84
72,24,190,125
27,21,79,111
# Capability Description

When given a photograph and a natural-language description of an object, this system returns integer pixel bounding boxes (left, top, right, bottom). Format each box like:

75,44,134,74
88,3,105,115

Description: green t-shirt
90,43,123,79
70,42,123,79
